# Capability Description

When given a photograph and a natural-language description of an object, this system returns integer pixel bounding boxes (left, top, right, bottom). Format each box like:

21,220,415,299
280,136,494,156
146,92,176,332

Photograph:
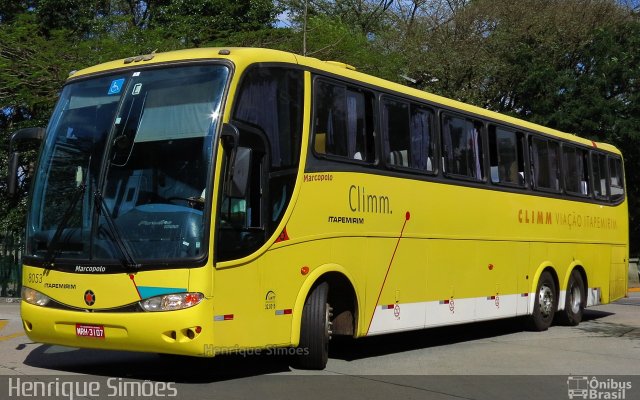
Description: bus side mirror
8,127,45,196
229,147,251,198
220,123,239,153
220,123,251,198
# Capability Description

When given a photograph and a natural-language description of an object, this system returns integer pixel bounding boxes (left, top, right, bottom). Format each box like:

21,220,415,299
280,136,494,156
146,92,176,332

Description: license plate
75,324,105,339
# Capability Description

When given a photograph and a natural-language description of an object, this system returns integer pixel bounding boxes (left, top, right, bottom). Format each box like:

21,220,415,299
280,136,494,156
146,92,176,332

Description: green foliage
377,0,640,252
281,14,402,80
1,0,639,253
0,0,282,235
282,0,393,35
36,0,99,35
152,0,281,46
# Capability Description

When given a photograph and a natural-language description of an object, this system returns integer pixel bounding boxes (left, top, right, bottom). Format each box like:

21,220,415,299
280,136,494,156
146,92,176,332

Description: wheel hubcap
569,284,581,314
538,285,554,318
325,304,333,341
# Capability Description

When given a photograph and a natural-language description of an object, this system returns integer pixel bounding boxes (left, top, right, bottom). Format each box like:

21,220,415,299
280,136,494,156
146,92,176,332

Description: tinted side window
530,137,560,191
313,80,375,162
609,156,625,202
382,98,435,172
409,106,435,172
592,152,609,199
219,66,304,262
562,145,590,196
441,115,484,180
488,126,525,186
234,67,304,169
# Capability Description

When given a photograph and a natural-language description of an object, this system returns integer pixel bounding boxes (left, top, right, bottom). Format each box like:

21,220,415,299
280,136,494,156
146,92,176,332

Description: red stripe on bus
367,212,411,334
129,274,142,300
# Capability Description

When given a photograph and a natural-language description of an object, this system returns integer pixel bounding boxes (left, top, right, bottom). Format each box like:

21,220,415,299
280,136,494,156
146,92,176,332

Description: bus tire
294,281,331,370
556,270,585,326
527,271,557,331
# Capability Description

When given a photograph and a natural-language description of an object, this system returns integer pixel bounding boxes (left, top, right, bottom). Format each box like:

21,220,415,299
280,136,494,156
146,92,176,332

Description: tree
0,0,284,236
275,1,402,80
151,0,281,46
375,0,640,253
2,0,640,253
281,0,394,36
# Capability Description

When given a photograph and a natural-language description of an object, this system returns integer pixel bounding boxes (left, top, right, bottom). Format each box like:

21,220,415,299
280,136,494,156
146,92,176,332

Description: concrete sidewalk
0,297,20,304
629,258,640,290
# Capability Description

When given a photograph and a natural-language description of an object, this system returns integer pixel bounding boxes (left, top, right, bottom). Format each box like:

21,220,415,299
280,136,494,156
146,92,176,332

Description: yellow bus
13,47,627,370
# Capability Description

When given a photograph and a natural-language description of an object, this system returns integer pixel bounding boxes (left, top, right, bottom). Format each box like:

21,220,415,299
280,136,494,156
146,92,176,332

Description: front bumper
21,299,214,357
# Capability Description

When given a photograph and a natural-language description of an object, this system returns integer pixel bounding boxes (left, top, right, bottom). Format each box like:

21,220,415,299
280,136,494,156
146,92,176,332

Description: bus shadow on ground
23,346,292,382
329,310,613,362
581,309,614,322
22,310,613,382
330,317,528,362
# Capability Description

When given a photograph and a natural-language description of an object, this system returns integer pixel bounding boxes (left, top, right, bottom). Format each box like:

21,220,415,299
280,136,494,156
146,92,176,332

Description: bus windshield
27,64,229,267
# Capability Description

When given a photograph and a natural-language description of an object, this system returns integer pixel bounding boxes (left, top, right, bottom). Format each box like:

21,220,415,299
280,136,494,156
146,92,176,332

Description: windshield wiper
44,184,86,268
94,190,140,271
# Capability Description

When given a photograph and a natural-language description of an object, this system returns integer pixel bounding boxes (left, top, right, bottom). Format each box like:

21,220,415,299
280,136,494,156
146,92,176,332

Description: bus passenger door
217,122,269,261
212,66,305,349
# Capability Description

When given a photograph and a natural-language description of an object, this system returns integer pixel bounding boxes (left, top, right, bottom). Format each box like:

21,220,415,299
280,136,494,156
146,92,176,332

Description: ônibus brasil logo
567,376,632,399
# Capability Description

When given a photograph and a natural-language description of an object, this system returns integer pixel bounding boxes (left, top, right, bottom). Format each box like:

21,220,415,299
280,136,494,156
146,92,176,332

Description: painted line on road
0,331,25,341
0,319,26,341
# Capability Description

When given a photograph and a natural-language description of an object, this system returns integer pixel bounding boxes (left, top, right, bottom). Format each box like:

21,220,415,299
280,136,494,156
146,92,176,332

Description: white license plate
75,324,105,339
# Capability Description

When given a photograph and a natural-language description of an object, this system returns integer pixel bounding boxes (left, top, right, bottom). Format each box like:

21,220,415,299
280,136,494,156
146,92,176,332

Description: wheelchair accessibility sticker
108,78,125,95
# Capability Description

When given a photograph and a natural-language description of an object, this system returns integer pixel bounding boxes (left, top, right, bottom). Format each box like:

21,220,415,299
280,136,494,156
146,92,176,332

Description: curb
0,298,21,304
628,287,640,293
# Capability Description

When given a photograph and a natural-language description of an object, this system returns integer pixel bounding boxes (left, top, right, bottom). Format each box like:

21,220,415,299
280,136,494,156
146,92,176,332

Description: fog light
140,292,203,312
22,287,51,306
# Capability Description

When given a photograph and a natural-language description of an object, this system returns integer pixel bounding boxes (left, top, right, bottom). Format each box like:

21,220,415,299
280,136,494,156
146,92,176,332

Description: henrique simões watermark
7,377,177,399
203,344,309,357
3,375,638,399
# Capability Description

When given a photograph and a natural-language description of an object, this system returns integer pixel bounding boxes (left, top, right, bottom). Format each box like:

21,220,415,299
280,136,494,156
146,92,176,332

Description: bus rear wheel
556,270,585,326
294,281,332,370
527,271,557,331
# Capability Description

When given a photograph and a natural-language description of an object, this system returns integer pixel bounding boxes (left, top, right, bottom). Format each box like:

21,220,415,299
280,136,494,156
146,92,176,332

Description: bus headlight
140,292,203,312
22,287,51,306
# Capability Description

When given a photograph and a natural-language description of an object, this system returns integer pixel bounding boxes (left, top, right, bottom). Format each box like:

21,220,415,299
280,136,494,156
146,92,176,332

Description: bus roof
70,47,620,155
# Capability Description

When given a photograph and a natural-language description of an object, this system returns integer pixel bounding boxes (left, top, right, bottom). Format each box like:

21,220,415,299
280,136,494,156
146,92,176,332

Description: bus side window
489,126,525,187
530,137,561,192
313,80,375,162
381,97,434,173
441,114,484,180
219,66,304,261
609,156,625,202
410,106,435,172
562,145,590,196
382,98,410,167
592,152,609,200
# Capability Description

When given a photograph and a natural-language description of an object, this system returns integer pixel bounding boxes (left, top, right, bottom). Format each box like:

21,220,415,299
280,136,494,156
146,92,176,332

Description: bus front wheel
295,281,332,370
556,270,585,326
527,271,557,331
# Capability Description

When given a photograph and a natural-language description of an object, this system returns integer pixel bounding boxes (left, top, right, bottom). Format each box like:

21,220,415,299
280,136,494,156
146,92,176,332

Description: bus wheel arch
321,272,359,336
556,265,587,326
291,266,359,369
528,265,559,331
